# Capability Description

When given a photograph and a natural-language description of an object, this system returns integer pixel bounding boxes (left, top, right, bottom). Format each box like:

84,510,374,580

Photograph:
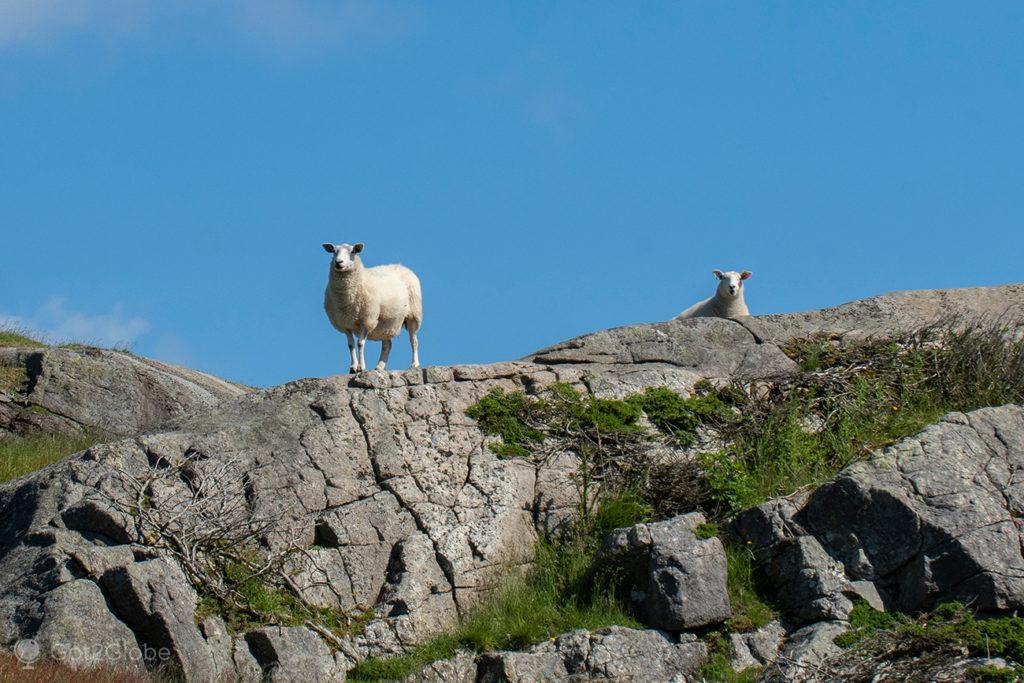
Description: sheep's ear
322,243,336,254
740,271,752,280
352,243,364,254
712,270,724,279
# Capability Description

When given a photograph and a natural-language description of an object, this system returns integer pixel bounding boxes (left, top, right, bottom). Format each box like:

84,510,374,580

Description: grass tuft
723,542,777,633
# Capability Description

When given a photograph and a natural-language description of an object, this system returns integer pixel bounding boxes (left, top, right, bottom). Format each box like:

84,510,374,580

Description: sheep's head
322,242,364,273
713,269,751,298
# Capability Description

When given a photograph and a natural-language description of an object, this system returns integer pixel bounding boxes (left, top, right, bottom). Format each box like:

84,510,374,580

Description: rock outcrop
0,346,249,438
1,284,1023,681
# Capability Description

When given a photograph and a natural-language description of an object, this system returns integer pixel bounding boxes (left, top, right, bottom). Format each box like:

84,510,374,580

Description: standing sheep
322,242,422,373
675,270,752,320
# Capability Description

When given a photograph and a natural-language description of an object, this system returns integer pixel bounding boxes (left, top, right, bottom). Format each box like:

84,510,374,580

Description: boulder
736,405,1024,619
592,512,731,630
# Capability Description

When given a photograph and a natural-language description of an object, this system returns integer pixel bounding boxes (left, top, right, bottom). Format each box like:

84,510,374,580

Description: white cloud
0,297,150,348
0,0,414,57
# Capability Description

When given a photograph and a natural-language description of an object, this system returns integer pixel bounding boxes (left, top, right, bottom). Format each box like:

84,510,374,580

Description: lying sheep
322,242,422,373
675,270,752,320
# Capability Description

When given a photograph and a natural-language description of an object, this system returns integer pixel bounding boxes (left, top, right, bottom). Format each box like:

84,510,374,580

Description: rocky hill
1,284,1023,682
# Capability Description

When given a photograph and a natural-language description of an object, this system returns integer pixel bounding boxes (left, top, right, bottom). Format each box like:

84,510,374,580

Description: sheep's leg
346,332,358,374
357,333,367,372
409,329,420,369
376,338,392,371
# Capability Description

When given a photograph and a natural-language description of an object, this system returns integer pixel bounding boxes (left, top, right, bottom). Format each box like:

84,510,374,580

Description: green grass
694,522,720,540
692,540,778,682
349,509,645,681
590,490,652,540
0,327,45,395
446,322,1024,682
0,433,102,483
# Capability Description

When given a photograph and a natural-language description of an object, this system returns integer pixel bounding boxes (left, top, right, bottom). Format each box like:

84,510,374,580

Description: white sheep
675,270,752,320
322,242,422,373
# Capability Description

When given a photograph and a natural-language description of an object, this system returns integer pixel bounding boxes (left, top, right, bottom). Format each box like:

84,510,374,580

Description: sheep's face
713,269,752,298
323,243,364,274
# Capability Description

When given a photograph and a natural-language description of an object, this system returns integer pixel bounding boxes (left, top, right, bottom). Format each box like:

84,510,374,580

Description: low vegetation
0,364,28,394
0,433,102,484
0,326,46,349
811,600,1024,681
722,543,777,633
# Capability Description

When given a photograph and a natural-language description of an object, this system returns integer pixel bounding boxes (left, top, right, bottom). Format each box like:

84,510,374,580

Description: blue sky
1,2,1022,387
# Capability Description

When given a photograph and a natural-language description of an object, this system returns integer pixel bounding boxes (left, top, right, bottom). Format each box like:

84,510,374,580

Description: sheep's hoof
349,366,361,374
374,363,387,372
